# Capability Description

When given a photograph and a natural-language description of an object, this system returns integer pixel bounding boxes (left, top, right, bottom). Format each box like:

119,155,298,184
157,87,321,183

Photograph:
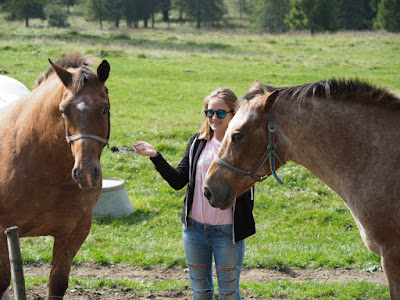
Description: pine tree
287,0,339,33
184,0,226,28
249,0,291,33
1,0,47,27
339,0,376,30
375,0,400,32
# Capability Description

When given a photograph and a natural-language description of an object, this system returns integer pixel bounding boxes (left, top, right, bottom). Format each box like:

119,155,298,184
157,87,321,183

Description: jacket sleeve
149,134,197,190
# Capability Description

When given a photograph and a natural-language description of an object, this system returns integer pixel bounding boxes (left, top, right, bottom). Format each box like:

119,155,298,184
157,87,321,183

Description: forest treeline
0,0,399,33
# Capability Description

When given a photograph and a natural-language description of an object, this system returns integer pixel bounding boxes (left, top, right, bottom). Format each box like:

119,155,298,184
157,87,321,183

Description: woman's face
206,98,234,138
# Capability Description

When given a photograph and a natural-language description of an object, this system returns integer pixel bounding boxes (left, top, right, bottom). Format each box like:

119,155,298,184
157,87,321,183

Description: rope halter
215,110,285,184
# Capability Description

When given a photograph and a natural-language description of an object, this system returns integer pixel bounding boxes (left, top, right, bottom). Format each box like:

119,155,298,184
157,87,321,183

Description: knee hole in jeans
217,266,238,283
221,290,236,297
220,279,235,283
217,266,237,272
188,263,207,282
188,263,205,269
194,289,213,295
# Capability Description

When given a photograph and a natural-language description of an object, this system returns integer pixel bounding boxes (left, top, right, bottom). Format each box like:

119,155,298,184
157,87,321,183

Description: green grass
23,276,390,299
1,12,399,298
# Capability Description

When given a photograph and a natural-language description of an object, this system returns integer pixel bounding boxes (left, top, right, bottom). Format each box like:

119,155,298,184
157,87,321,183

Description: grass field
1,12,399,299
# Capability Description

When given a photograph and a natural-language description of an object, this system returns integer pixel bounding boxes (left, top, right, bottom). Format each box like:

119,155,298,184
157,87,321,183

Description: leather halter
215,110,285,184
64,104,111,148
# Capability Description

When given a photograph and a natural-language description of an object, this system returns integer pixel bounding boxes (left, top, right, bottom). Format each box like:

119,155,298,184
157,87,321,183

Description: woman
134,88,255,300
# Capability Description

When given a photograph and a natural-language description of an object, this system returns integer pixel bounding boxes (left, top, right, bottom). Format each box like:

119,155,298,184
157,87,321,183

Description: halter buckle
268,122,276,133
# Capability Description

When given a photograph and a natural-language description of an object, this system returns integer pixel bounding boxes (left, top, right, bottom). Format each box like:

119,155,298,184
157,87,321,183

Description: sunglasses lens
217,111,226,119
205,110,214,118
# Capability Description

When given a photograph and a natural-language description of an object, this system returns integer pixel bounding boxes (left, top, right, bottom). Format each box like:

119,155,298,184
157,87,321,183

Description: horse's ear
97,60,110,83
264,90,279,110
49,59,72,88
250,80,265,92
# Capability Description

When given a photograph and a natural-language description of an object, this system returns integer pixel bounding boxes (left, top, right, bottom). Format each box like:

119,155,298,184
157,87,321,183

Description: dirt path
20,263,387,299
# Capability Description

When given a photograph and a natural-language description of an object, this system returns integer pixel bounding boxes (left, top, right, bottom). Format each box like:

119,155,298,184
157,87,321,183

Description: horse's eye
102,107,109,115
60,108,68,119
232,133,243,141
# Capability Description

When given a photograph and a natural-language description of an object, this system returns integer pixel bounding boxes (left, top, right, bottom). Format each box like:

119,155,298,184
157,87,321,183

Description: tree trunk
151,0,155,28
179,8,183,22
99,0,103,30
196,0,201,28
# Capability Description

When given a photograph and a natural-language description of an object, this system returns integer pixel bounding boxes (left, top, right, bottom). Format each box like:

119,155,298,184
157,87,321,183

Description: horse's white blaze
76,101,88,111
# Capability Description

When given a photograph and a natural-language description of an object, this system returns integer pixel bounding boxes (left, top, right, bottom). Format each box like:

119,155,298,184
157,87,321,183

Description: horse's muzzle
203,182,235,210
72,164,102,189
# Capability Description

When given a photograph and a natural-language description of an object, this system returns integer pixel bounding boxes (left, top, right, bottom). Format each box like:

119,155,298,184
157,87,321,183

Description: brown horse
0,53,110,299
204,79,400,299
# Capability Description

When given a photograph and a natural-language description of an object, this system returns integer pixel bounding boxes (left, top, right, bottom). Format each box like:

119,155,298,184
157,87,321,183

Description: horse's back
0,75,30,109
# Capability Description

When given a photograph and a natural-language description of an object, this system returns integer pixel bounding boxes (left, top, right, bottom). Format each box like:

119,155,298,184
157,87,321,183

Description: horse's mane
36,51,96,93
265,79,400,109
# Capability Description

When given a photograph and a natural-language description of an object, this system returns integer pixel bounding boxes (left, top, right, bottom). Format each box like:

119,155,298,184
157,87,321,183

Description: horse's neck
276,98,399,197
14,79,71,165
23,79,65,142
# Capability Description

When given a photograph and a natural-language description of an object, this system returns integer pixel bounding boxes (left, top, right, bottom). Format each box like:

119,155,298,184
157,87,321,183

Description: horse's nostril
72,167,79,181
204,187,212,201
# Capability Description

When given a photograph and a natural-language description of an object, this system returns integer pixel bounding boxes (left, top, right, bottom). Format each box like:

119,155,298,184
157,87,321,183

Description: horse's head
50,59,110,189
203,80,285,209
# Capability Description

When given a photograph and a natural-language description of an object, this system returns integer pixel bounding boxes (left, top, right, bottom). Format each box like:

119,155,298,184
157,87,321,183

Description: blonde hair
198,88,238,140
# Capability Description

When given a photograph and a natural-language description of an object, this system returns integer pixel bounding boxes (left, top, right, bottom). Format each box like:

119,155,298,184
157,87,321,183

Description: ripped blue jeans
183,218,245,300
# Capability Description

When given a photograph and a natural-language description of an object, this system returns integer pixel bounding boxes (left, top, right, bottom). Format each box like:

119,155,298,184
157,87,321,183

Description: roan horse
0,53,110,299
204,79,400,299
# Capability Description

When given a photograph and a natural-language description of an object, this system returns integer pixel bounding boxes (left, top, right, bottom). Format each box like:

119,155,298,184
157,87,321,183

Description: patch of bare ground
19,262,386,299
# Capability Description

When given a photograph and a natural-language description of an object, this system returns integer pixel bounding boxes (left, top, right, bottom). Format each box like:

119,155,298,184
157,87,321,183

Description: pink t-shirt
189,137,233,225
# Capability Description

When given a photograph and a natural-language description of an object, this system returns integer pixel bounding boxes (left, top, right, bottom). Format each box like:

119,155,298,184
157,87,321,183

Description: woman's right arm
133,137,194,190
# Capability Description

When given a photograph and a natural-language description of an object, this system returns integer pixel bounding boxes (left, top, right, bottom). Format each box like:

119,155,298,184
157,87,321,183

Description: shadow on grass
1,30,239,54
93,208,158,226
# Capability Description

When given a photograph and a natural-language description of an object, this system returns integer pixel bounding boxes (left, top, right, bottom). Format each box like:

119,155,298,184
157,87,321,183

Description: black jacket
150,133,256,242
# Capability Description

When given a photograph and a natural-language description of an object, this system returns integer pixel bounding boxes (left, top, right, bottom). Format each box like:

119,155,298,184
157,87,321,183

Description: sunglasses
204,109,234,119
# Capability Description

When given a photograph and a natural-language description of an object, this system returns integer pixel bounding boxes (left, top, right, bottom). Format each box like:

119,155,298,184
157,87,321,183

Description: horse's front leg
0,235,11,300
48,220,92,299
382,248,400,300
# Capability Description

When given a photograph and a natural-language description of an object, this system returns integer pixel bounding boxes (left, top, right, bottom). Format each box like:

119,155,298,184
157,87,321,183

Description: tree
248,0,291,33
85,0,105,29
45,3,69,27
339,0,376,30
85,0,123,29
375,0,400,32
1,0,47,27
172,0,186,22
123,0,152,28
158,0,171,23
50,0,77,13
238,0,246,20
184,0,226,28
287,0,340,33
106,0,123,28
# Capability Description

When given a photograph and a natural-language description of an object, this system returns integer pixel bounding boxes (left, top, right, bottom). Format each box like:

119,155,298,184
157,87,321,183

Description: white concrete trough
93,178,134,218
0,74,31,108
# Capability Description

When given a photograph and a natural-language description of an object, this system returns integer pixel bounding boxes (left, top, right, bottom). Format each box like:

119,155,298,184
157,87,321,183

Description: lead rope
266,109,285,184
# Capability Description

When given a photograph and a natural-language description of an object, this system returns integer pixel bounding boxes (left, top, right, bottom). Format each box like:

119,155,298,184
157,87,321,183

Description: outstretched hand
133,141,157,157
